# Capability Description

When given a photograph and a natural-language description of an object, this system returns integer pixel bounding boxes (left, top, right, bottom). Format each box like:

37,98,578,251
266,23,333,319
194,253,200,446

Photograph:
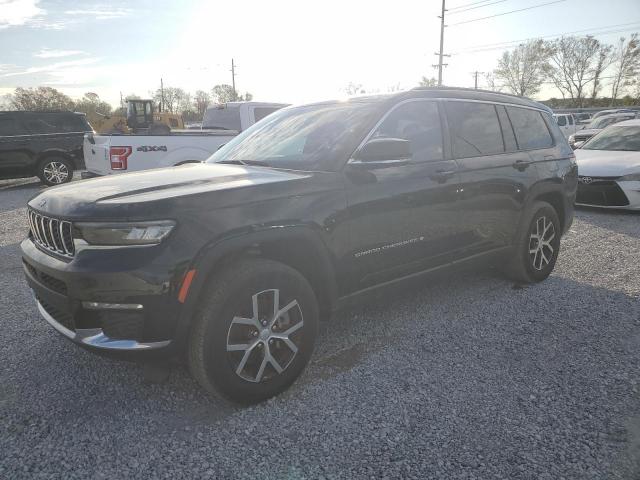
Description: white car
553,113,580,138
575,119,640,210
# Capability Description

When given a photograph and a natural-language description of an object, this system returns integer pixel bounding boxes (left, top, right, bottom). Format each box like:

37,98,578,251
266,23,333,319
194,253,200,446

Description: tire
504,201,561,284
188,258,319,404
38,157,73,186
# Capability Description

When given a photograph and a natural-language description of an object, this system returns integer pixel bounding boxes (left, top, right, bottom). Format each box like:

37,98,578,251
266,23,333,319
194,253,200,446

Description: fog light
82,302,143,310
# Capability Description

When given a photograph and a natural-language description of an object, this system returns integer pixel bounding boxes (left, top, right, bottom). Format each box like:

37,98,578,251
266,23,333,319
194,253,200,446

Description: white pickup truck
83,102,287,176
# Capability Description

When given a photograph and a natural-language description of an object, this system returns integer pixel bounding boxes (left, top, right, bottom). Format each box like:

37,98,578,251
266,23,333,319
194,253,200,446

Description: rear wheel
188,259,319,404
38,157,73,186
505,201,561,284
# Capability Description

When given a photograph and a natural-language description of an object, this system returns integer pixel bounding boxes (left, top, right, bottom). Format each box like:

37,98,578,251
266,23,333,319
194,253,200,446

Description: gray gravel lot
0,176,639,479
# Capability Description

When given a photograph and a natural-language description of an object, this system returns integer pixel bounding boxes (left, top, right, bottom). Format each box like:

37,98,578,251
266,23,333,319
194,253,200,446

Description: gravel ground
0,176,639,479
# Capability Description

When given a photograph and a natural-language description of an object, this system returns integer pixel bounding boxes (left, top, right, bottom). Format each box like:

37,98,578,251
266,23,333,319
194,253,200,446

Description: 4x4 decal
137,145,167,152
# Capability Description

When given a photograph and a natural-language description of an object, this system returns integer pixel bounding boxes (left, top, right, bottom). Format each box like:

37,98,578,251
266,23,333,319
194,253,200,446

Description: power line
448,0,499,11
448,0,507,15
449,0,566,26
452,23,640,54
452,21,640,53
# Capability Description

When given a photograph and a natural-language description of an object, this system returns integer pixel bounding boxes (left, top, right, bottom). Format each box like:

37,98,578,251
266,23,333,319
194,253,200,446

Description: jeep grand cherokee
22,88,577,403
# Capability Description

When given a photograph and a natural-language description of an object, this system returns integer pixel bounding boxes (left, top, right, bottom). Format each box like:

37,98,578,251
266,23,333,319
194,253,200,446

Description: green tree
418,76,437,87
9,86,74,111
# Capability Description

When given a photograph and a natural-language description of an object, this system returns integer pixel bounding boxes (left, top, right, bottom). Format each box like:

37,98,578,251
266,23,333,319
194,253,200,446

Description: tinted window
496,106,517,152
507,107,553,150
0,118,19,136
370,101,443,162
24,114,87,134
446,101,504,157
254,107,281,122
582,125,640,151
555,115,566,126
202,106,241,131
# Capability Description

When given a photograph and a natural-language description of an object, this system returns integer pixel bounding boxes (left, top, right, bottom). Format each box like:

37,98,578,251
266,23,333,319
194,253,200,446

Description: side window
496,106,518,152
370,100,443,162
507,107,553,150
555,115,566,126
254,107,280,122
24,117,57,134
56,115,88,132
568,115,574,125
0,118,18,136
445,101,504,158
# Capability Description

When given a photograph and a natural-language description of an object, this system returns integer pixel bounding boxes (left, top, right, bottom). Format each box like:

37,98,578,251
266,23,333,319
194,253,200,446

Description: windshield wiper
217,159,271,167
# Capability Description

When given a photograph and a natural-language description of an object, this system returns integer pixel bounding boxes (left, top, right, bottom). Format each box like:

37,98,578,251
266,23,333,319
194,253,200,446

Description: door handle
430,169,456,183
512,160,531,171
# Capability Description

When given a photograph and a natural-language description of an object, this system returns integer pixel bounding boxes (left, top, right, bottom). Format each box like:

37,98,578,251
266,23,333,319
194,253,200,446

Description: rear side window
445,101,504,158
371,100,443,162
555,115,566,126
202,106,241,131
0,117,19,136
24,114,88,134
496,106,518,152
254,107,280,122
507,107,553,150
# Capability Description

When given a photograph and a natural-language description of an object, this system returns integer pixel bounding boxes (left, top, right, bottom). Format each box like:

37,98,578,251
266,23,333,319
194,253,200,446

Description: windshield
207,102,380,171
202,105,241,130
582,125,640,151
591,116,631,129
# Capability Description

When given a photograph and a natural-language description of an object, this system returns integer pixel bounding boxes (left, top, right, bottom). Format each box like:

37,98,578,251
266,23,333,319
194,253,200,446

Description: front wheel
38,157,73,186
504,201,561,284
188,259,319,404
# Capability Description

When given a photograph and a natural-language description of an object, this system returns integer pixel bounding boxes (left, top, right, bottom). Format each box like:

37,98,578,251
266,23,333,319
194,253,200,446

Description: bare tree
483,72,504,92
610,34,640,105
193,90,211,116
494,40,550,97
153,86,187,114
545,36,612,107
344,82,365,96
211,84,252,103
589,44,614,100
9,87,74,111
74,92,112,116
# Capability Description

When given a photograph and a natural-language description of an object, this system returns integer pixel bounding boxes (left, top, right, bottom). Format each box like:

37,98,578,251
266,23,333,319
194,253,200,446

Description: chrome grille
28,209,74,257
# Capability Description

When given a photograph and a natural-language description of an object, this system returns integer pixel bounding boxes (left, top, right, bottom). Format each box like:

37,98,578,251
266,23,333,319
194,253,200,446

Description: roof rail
411,85,528,100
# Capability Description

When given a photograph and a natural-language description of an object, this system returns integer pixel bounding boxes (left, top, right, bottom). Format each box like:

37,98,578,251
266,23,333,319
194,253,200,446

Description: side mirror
349,137,411,168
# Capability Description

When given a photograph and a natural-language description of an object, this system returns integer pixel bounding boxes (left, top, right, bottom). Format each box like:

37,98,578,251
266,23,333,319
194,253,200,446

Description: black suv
21,88,577,403
0,111,92,186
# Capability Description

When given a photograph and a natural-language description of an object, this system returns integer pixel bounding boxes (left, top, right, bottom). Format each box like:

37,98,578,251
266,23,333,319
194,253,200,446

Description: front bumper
22,237,183,356
576,179,640,210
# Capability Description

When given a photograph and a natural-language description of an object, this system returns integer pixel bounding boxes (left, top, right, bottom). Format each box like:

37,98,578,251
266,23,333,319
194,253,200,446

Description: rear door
0,115,34,177
344,99,462,289
444,100,533,254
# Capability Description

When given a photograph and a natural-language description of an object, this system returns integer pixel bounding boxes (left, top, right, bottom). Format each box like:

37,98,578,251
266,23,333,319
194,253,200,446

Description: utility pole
230,59,237,100
160,78,164,113
472,71,485,89
432,0,450,86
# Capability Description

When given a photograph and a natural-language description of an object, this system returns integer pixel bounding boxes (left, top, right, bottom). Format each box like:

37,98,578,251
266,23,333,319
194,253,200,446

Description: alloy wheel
528,216,555,271
43,162,69,184
226,289,304,383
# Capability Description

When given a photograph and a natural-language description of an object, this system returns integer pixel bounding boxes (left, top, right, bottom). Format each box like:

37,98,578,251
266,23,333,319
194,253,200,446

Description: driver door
343,99,462,291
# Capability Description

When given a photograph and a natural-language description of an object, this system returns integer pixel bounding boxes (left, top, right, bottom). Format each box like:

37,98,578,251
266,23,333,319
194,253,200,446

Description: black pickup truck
0,111,92,186
21,88,577,403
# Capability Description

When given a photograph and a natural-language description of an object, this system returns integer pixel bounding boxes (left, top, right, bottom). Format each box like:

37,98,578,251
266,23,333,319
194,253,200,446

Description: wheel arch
35,150,75,171
174,226,339,349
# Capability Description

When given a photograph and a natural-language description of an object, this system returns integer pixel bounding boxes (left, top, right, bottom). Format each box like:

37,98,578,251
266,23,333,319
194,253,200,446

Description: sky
1,0,640,108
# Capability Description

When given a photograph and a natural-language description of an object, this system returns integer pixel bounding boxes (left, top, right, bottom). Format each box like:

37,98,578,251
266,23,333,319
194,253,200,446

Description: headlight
619,173,640,182
75,220,176,246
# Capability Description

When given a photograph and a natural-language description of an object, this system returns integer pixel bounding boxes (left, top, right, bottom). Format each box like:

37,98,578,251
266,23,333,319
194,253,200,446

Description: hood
575,149,640,177
28,163,311,218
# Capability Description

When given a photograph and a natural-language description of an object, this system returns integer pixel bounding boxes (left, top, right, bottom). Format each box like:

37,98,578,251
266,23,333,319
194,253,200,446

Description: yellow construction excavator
86,99,184,134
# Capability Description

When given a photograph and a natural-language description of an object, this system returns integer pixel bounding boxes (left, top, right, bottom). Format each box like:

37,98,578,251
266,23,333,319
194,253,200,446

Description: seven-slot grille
28,209,74,257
